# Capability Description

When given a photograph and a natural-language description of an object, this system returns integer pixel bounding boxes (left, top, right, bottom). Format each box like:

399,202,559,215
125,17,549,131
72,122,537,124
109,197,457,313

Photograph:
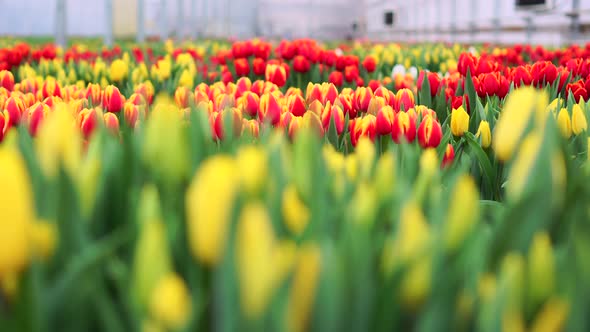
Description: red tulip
0,70,14,91
103,112,120,135
391,110,417,143
417,115,442,148
376,105,394,135
234,58,250,76
393,88,415,112
328,71,343,87
258,93,281,125
293,55,311,73
362,55,377,73
103,85,125,113
442,143,455,168
252,58,266,76
288,94,306,117
265,63,287,87
417,71,441,97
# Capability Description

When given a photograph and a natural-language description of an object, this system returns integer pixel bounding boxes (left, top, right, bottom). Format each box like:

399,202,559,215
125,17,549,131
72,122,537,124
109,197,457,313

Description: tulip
376,105,394,135
242,119,260,138
287,94,306,117
41,77,62,99
527,232,555,307
150,273,191,330
103,112,120,135
530,297,569,332
531,61,558,87
259,93,282,125
450,106,469,137
506,132,542,202
417,71,441,97
572,104,587,135
306,82,324,104
362,55,377,73
103,85,125,113
36,105,82,177
265,63,288,87
323,83,339,105
445,175,479,252
135,82,155,104
391,111,417,144
286,244,322,332
236,146,268,196
85,83,103,106
566,81,588,103
393,88,415,112
367,96,387,116
0,70,14,91
27,102,50,136
355,86,373,113
351,114,376,146
124,102,141,128
174,86,192,108
493,87,547,162
442,143,455,168
476,120,492,148
143,103,189,185
293,55,311,73
178,69,194,89
373,86,391,105
252,58,266,76
321,104,345,135
556,108,572,139
417,115,442,148
186,156,238,266
500,253,525,313
109,59,128,82
4,95,26,127
282,184,310,236
0,147,34,280
235,77,252,98
328,71,343,87
236,203,295,320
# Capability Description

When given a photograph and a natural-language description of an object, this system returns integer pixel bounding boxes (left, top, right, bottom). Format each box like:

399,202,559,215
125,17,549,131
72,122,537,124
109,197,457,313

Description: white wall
365,0,590,46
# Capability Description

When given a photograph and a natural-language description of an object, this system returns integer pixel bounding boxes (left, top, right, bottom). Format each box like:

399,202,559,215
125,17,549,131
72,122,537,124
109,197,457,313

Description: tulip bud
394,88,415,112
391,110,417,143
4,96,26,127
103,112,120,135
374,151,395,200
282,184,310,236
236,203,295,319
41,77,62,99
350,182,378,225
527,232,554,307
376,105,394,135
150,273,191,330
236,146,268,196
396,201,430,264
0,147,34,279
124,102,141,128
85,83,103,107
186,156,238,266
259,93,282,125
109,59,128,82
132,185,172,310
36,105,82,177
506,132,542,202
500,253,525,311
27,102,50,137
286,244,322,332
265,63,287,87
493,87,548,162
174,86,192,108
417,115,443,148
143,104,190,186
242,119,260,138
178,69,194,89
0,70,15,91
400,257,432,311
103,85,125,113
476,120,492,148
450,106,470,137
442,143,455,168
556,108,572,139
367,96,387,116
530,297,569,332
445,175,479,252
78,108,100,139
572,103,587,135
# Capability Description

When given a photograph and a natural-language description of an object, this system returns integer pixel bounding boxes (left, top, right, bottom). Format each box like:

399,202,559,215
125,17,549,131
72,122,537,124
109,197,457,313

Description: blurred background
0,0,588,46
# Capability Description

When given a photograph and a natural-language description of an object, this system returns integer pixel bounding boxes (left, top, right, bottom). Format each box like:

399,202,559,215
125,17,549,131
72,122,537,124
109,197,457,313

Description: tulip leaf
464,132,495,194
464,69,477,118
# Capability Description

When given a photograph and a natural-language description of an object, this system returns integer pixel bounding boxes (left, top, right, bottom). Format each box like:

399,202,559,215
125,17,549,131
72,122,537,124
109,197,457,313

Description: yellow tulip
445,175,479,252
286,244,321,332
29,221,57,262
572,103,587,135
530,297,569,332
556,108,572,138
236,202,295,319
178,69,194,89
282,184,310,236
400,256,431,311
236,146,268,196
506,132,542,202
150,273,191,330
528,232,554,306
0,147,34,279
476,120,492,148
493,87,548,161
35,104,82,178
186,156,238,266
451,106,469,136
396,201,430,264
